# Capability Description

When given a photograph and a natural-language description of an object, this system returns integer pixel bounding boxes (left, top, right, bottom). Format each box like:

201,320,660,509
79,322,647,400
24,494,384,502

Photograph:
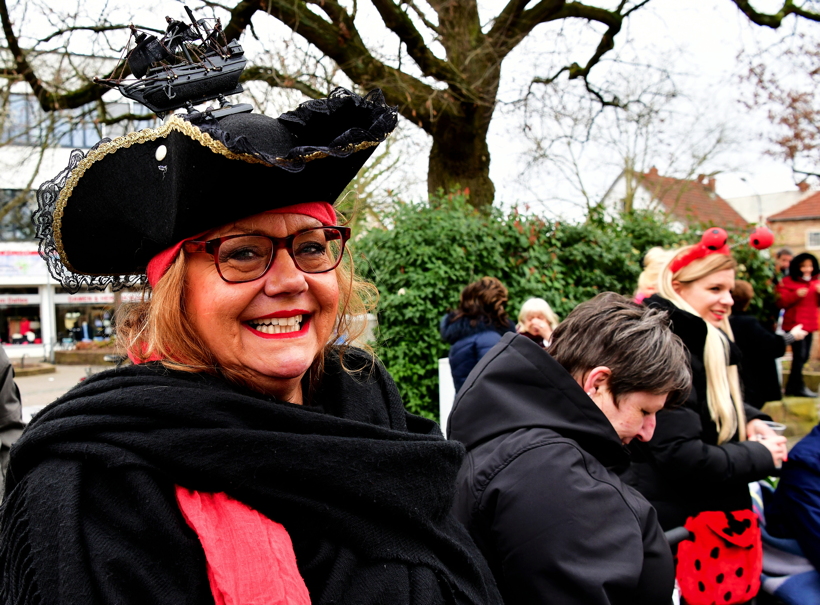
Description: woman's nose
262,248,308,295
635,415,657,443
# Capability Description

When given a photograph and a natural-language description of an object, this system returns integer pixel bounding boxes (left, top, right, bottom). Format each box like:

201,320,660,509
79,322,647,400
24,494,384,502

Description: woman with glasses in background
0,90,501,605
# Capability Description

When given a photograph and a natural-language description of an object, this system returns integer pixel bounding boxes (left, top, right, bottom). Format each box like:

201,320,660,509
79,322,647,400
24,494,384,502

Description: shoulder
471,430,633,509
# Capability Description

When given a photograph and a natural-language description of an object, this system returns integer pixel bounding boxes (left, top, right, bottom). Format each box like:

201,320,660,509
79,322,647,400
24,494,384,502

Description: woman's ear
581,366,612,398
671,280,683,294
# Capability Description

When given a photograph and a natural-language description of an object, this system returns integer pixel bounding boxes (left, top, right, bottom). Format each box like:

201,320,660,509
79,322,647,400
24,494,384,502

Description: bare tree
741,32,820,183
1,0,819,208
516,57,737,220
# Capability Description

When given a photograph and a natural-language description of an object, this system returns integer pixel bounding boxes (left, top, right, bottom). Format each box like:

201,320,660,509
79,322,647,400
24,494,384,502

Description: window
807,230,820,250
0,94,159,148
0,189,37,241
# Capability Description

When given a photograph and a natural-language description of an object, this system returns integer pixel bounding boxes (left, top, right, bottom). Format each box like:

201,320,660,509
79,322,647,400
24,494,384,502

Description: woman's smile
245,312,310,338
185,213,340,403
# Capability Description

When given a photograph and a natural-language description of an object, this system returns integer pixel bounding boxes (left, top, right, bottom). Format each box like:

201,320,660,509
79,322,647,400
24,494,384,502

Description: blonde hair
117,247,378,402
516,297,560,332
658,248,745,444
636,247,676,300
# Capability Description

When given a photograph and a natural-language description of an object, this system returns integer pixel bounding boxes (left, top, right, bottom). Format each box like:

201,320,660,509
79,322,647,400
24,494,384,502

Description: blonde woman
516,297,560,347
623,229,787,605
634,246,676,303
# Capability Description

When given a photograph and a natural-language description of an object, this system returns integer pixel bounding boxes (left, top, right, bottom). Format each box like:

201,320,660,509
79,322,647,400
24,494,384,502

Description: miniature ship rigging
95,6,250,117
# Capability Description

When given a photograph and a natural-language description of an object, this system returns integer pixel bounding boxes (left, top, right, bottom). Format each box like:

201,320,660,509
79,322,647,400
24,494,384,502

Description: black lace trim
32,139,147,294
190,88,398,172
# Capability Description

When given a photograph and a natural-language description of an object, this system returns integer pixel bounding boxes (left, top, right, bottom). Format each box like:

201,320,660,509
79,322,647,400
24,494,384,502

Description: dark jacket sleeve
734,318,787,360
769,461,820,572
477,443,652,605
647,405,775,486
0,348,23,449
0,458,214,605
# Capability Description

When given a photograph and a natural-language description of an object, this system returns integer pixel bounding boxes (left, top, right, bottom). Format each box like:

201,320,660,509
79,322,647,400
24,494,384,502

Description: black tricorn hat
34,88,397,292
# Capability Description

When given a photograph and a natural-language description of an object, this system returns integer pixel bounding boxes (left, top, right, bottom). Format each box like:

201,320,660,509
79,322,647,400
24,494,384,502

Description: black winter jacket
729,311,788,408
448,333,674,605
623,295,776,530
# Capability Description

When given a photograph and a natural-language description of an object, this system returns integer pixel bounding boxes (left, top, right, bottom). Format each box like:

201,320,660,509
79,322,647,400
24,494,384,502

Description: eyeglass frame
182,225,352,283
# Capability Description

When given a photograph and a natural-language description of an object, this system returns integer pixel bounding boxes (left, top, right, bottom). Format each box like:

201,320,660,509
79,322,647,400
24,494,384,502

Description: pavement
15,364,110,422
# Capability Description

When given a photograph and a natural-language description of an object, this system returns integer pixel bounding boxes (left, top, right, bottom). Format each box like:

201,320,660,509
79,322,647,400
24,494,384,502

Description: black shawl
0,350,501,605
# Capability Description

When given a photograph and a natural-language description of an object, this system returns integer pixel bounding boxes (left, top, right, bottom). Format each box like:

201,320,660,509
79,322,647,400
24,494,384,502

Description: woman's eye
296,241,327,257
222,246,265,263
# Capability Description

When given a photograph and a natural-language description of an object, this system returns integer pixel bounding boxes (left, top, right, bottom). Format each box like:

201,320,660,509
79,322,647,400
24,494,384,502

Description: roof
768,191,820,222
636,168,747,227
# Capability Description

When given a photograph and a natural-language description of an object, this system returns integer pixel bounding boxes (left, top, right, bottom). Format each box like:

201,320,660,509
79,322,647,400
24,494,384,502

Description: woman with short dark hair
449,292,690,605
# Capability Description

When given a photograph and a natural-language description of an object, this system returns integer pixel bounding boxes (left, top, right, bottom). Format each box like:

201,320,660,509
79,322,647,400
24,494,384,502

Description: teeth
248,315,303,334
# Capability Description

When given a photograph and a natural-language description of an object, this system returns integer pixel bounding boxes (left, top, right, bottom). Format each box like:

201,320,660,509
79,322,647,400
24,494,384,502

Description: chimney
648,166,659,176
706,177,716,192
696,174,705,184
798,180,810,193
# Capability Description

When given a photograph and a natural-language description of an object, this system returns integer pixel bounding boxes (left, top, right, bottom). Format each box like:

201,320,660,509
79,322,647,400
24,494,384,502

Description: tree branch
730,0,820,27
224,0,446,133
241,65,326,99
0,0,130,111
400,0,440,35
36,23,153,45
369,0,463,84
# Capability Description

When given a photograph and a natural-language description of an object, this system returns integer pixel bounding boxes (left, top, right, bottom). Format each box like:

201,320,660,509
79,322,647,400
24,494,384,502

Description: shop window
0,287,41,345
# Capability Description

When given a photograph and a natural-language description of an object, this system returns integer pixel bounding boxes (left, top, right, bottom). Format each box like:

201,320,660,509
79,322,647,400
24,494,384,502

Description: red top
776,276,820,332
175,487,311,605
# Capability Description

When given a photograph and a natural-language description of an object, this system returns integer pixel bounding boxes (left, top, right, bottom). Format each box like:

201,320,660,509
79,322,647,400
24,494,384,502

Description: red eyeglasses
183,226,351,283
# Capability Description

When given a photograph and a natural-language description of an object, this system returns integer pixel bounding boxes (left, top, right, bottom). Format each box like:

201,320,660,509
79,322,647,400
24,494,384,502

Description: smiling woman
0,89,502,605
624,231,789,605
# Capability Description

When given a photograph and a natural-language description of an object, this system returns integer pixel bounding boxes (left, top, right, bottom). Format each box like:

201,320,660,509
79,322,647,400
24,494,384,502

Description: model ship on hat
94,6,248,116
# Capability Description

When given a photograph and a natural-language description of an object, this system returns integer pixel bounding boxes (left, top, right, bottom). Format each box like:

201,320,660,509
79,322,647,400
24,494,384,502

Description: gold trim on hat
53,115,380,275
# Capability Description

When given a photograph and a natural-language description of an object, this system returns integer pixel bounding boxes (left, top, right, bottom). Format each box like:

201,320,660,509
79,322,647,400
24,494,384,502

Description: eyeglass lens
216,228,344,282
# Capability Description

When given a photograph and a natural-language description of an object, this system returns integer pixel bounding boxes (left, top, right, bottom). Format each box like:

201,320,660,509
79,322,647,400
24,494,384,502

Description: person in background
730,279,806,409
634,246,676,304
766,421,820,573
449,293,691,605
515,297,559,348
776,252,820,397
0,346,22,495
775,247,794,283
625,231,786,605
440,277,515,392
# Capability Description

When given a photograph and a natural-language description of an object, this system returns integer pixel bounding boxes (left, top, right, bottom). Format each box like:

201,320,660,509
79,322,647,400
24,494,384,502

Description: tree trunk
427,109,494,209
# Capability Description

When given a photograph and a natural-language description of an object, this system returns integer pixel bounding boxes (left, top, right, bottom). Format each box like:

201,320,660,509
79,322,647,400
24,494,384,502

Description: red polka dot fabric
676,510,762,605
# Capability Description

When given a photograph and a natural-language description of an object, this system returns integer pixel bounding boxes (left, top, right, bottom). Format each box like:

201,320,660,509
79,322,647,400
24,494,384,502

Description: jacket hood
788,253,820,281
439,313,512,344
447,332,628,468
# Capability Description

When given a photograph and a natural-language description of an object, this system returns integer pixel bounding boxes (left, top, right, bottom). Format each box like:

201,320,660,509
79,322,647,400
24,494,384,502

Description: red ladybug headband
669,226,774,274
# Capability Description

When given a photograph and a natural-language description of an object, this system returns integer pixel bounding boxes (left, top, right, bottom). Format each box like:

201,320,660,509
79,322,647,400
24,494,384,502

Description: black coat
623,295,776,530
729,311,787,408
0,350,502,605
448,333,674,605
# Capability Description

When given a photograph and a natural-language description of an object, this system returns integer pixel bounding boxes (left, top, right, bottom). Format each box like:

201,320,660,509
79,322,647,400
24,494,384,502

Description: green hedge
353,194,775,419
